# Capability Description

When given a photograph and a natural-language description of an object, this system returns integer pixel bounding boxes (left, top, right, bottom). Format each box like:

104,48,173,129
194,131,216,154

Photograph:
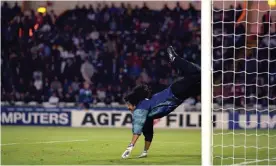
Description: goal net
209,1,276,165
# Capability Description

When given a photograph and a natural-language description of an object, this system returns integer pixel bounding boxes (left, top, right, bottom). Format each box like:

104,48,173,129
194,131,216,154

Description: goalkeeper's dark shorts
142,118,154,142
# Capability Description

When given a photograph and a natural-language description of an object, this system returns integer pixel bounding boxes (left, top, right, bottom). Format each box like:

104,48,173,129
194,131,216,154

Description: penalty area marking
231,157,276,166
1,139,89,146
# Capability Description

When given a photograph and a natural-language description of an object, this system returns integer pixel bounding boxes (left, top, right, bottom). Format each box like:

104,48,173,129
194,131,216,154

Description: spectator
96,87,106,102
64,86,75,102
79,82,93,109
71,76,81,92
51,76,62,92
140,68,150,83
49,92,59,104
81,58,96,84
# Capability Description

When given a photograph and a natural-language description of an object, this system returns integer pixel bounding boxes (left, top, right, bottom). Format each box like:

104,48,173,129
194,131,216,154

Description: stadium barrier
0,110,71,126
1,107,275,129
229,111,276,129
71,111,228,129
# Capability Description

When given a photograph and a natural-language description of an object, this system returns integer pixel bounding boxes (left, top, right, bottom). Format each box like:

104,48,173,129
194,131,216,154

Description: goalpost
201,0,212,165
202,0,276,165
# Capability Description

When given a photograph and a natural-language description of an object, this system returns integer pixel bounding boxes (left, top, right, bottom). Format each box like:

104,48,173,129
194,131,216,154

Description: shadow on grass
76,154,201,165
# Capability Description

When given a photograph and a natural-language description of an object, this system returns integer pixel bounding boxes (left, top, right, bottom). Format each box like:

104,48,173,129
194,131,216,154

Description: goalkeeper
121,46,201,159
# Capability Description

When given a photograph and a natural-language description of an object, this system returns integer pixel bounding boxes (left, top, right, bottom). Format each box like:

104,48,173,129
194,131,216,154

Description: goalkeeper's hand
121,143,134,159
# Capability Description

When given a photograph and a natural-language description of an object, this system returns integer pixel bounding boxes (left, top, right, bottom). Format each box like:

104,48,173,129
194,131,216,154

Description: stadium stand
1,2,275,109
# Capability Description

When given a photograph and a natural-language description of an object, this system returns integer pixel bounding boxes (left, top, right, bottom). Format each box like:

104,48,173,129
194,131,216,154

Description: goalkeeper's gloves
121,143,134,159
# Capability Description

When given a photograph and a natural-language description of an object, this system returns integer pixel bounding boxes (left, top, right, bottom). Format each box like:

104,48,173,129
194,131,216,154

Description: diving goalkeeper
121,46,201,159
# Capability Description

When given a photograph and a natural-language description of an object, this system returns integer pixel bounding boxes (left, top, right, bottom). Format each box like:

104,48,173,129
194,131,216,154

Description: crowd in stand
1,2,275,108
1,2,201,106
212,6,276,107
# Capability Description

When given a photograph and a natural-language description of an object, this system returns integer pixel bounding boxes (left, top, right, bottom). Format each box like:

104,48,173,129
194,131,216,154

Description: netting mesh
211,1,276,165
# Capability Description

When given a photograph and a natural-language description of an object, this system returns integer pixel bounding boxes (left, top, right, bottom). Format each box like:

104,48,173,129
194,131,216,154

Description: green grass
1,126,276,165
213,130,276,165
1,126,200,165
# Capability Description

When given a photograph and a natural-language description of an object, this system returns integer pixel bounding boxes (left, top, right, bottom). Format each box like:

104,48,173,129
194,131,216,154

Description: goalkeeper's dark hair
124,84,151,106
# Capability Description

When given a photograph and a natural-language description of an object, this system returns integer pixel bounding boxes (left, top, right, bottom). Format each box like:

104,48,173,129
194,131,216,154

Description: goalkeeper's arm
121,109,148,159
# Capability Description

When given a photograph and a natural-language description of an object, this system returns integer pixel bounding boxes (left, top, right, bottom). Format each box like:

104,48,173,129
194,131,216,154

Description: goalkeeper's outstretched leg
168,46,201,100
121,46,201,159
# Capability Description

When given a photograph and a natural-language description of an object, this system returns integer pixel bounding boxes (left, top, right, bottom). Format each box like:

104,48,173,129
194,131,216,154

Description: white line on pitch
231,157,276,166
1,139,89,146
1,139,196,146
0,143,20,146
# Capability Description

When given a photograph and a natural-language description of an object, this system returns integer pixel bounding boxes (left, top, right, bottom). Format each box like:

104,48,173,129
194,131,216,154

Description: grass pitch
1,126,200,165
1,126,276,165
